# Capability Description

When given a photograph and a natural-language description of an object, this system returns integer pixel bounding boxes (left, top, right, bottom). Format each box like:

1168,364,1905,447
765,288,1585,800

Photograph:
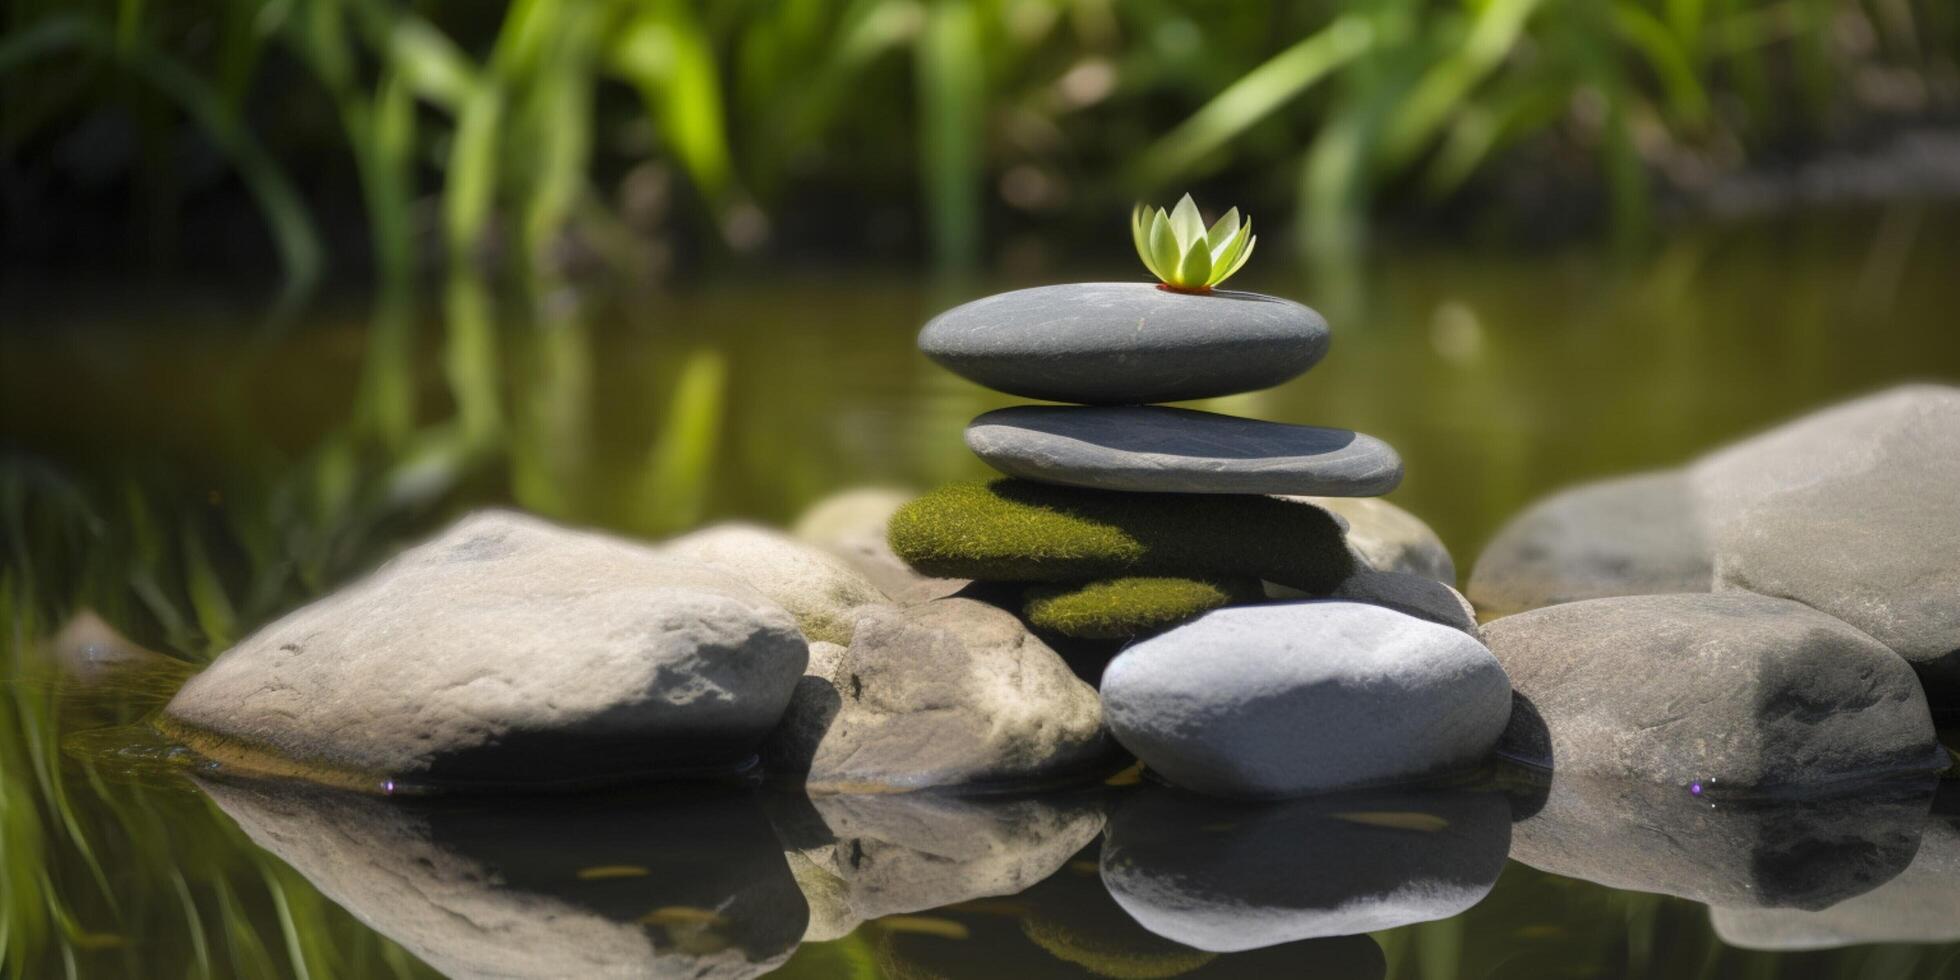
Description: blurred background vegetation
3,0,1956,296
5,2,1960,977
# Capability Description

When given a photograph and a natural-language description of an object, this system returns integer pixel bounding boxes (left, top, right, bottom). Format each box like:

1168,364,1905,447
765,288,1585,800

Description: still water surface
4,204,1960,978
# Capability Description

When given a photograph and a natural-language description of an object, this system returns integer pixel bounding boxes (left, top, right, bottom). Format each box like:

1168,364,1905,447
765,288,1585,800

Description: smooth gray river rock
1485,593,1944,788
1690,384,1960,704
1100,786,1511,951
1101,601,1511,798
764,598,1111,791
918,283,1329,404
163,511,809,789
199,778,808,980
1467,470,1713,616
965,405,1402,496
661,522,892,644
1510,771,1932,909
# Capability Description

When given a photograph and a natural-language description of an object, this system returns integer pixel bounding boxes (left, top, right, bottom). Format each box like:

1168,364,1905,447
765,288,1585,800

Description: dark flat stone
918,282,1329,404
965,405,1402,496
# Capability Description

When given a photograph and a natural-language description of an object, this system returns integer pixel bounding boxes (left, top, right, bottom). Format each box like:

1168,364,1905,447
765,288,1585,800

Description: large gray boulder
918,282,1329,404
1710,810,1960,949
779,792,1103,941
1467,471,1712,616
1510,771,1932,909
1101,786,1510,951
1484,593,1944,788
790,487,967,605
661,522,891,644
162,511,808,790
198,778,807,979
966,405,1401,496
1690,385,1960,702
1101,601,1511,798
765,598,1111,792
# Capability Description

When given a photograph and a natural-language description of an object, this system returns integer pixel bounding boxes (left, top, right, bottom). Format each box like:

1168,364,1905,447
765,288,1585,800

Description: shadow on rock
1099,784,1511,952
197,777,807,979
770,788,1106,941
1509,771,1935,910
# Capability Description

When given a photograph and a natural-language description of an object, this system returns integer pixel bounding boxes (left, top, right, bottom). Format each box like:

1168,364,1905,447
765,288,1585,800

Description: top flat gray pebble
918,282,1329,404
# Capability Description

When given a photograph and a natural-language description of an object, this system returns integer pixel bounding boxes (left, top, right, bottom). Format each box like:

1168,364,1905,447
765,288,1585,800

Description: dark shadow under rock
1099,783,1511,952
197,776,807,979
1509,770,1935,910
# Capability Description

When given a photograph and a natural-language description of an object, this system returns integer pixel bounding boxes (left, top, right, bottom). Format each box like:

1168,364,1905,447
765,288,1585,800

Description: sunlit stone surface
1485,593,1944,788
661,521,892,644
1691,384,1960,703
1102,601,1511,798
161,511,808,789
790,487,968,605
1099,785,1511,951
765,597,1111,792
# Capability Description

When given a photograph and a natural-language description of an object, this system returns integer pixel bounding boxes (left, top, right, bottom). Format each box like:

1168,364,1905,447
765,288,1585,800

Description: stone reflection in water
197,777,807,979
1099,784,1510,952
1509,771,1934,909
771,790,1104,942
1711,802,1960,949
874,841,1387,979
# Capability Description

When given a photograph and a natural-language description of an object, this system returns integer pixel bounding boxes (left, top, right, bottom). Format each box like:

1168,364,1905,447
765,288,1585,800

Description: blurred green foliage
2,0,1954,292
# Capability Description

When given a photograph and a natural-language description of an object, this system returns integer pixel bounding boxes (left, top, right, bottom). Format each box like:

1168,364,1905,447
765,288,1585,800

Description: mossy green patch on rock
887,479,1354,590
1025,577,1264,639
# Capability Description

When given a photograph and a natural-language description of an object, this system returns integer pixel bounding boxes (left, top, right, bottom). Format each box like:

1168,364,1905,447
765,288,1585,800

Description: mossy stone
1025,577,1265,640
887,479,1354,590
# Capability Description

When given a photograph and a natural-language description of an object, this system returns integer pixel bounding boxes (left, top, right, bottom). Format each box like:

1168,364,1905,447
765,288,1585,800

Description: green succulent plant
1131,193,1256,293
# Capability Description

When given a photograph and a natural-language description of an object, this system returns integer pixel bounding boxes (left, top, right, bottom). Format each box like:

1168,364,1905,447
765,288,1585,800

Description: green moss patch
1025,577,1264,639
887,479,1353,590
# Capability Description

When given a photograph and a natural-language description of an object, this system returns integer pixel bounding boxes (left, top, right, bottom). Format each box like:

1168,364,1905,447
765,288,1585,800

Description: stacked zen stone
889,280,1515,799
896,281,1402,640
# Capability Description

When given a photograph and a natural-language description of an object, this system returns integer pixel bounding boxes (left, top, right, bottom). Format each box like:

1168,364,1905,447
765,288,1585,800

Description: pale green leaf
1148,211,1183,284
1168,193,1205,251
1210,215,1250,268
1216,233,1256,284
1206,207,1240,251
1132,205,1164,280
1178,237,1213,285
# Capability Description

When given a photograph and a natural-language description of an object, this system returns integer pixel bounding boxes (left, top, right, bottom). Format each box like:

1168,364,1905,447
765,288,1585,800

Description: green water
4,203,1960,978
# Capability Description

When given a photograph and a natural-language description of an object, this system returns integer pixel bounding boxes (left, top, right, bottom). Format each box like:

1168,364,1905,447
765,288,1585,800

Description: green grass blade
1128,16,1374,188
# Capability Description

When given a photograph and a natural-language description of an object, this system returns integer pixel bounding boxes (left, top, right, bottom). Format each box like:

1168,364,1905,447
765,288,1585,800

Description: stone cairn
889,253,1515,798
904,280,1399,631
